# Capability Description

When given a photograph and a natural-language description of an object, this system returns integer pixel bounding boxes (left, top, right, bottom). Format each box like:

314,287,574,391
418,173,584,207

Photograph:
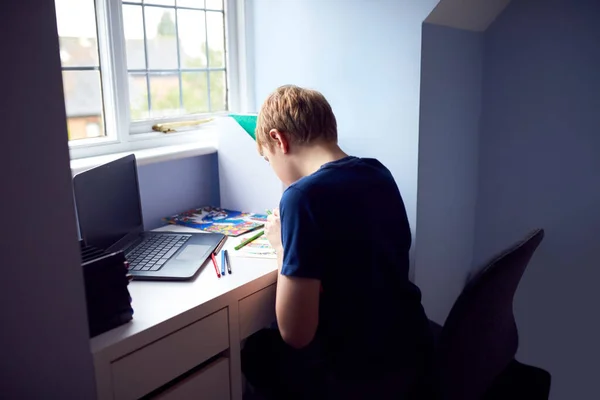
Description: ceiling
425,0,512,32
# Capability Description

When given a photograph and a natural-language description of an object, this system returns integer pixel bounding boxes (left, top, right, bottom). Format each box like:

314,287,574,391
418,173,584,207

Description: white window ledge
70,141,217,175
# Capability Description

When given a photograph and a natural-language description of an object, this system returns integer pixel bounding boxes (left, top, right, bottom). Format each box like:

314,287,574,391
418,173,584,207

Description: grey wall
248,0,440,266
416,24,483,324
138,154,220,230
0,1,96,397
475,0,600,398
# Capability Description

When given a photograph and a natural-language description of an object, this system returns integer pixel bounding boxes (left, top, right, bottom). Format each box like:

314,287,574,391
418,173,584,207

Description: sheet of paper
229,235,276,259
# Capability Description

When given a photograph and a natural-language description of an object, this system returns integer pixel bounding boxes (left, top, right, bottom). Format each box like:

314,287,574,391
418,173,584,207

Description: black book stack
80,240,134,337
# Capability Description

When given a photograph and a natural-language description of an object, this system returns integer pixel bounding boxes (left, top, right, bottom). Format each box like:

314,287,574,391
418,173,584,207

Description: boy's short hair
256,85,338,149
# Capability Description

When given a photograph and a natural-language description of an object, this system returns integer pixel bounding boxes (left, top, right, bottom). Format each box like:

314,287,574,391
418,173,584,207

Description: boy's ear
268,129,290,154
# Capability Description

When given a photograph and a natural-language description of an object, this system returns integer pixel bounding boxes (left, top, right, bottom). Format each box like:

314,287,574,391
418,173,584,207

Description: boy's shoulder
281,156,392,208
291,156,390,190
279,176,326,217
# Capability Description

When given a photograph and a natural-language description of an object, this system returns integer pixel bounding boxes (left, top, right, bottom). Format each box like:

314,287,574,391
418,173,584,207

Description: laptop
73,154,224,281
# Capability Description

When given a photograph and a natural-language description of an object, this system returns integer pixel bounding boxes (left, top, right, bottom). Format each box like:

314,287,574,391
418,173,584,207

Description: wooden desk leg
228,302,243,400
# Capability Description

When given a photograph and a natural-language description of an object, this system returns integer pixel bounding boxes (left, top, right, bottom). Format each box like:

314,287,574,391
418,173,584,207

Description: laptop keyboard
125,234,191,272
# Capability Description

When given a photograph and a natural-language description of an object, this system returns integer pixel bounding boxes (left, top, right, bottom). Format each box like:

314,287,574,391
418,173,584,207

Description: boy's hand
265,208,283,253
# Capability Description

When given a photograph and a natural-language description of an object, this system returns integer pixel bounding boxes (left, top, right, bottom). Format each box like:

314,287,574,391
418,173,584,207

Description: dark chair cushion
429,319,443,347
484,359,551,400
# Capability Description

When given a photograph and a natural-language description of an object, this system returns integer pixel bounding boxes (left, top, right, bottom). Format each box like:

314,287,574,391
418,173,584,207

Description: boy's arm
275,250,321,349
273,188,323,349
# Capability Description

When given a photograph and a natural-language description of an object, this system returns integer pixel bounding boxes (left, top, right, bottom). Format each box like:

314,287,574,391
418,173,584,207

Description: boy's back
243,85,432,398
280,155,431,379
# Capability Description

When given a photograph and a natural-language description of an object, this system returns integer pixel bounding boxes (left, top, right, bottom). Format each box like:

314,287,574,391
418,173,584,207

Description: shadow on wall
137,154,220,230
474,0,600,399
416,23,483,325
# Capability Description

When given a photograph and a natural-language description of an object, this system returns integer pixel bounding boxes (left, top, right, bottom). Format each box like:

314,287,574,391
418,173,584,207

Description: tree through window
123,0,227,121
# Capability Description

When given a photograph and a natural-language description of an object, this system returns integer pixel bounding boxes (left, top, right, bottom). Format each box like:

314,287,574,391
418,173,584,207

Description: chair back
436,229,545,399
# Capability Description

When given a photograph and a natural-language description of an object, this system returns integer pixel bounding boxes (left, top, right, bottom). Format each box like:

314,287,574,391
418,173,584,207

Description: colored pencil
224,249,232,274
235,230,264,250
211,253,220,278
220,249,226,276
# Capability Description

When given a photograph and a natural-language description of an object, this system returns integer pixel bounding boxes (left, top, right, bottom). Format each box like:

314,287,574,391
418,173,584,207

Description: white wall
218,117,283,213
415,24,483,324
248,0,439,265
0,1,96,397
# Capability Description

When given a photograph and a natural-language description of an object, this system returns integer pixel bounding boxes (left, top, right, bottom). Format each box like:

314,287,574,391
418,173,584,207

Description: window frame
68,0,246,160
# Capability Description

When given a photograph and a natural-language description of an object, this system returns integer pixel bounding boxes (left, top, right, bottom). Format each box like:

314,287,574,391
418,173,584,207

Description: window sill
70,141,217,175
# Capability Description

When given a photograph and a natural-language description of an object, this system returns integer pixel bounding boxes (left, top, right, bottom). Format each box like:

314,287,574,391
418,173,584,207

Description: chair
431,229,551,400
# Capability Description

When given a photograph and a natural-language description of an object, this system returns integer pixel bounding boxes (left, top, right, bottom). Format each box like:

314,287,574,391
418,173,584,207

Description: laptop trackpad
176,245,211,261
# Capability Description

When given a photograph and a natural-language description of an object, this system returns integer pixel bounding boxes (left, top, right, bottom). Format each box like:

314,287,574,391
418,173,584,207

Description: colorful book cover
163,206,264,237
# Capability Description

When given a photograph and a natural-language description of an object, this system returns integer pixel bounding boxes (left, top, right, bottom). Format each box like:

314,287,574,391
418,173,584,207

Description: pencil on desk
211,253,220,278
220,249,226,276
224,249,232,274
235,230,264,250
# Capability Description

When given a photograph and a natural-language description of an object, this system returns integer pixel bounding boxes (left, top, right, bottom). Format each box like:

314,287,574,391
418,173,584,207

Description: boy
241,85,432,399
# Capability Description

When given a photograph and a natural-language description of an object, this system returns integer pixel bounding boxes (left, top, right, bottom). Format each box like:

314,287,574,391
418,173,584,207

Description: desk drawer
153,357,230,400
239,284,276,339
111,309,229,400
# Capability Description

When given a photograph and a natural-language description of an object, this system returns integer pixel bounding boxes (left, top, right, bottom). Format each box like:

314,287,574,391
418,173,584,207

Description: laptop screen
73,154,144,251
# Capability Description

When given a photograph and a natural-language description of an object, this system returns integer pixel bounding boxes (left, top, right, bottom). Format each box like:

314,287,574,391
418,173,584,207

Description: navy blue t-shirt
280,156,430,377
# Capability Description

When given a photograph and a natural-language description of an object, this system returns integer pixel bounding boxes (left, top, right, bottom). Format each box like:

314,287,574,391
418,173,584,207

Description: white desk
91,225,278,400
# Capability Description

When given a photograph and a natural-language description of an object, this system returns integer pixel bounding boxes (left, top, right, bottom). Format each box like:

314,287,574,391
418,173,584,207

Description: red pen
211,253,220,278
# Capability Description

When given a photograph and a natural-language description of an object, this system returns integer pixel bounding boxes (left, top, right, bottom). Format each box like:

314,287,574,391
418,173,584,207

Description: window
54,0,242,158
123,0,227,121
55,0,106,141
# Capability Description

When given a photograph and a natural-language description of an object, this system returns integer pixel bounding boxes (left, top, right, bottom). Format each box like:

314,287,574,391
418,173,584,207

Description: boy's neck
294,141,348,178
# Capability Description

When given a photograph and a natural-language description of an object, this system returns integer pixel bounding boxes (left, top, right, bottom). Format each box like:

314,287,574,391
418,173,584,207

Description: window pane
86,122,102,138
149,74,182,118
206,11,225,68
182,72,209,114
129,74,150,120
123,5,146,70
145,7,178,69
55,0,99,67
209,70,226,112
205,0,223,10
121,0,228,124
144,0,175,5
62,70,105,140
177,0,205,8
178,10,207,68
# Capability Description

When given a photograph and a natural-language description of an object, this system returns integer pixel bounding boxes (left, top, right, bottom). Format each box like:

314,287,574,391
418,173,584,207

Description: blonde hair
256,85,337,150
